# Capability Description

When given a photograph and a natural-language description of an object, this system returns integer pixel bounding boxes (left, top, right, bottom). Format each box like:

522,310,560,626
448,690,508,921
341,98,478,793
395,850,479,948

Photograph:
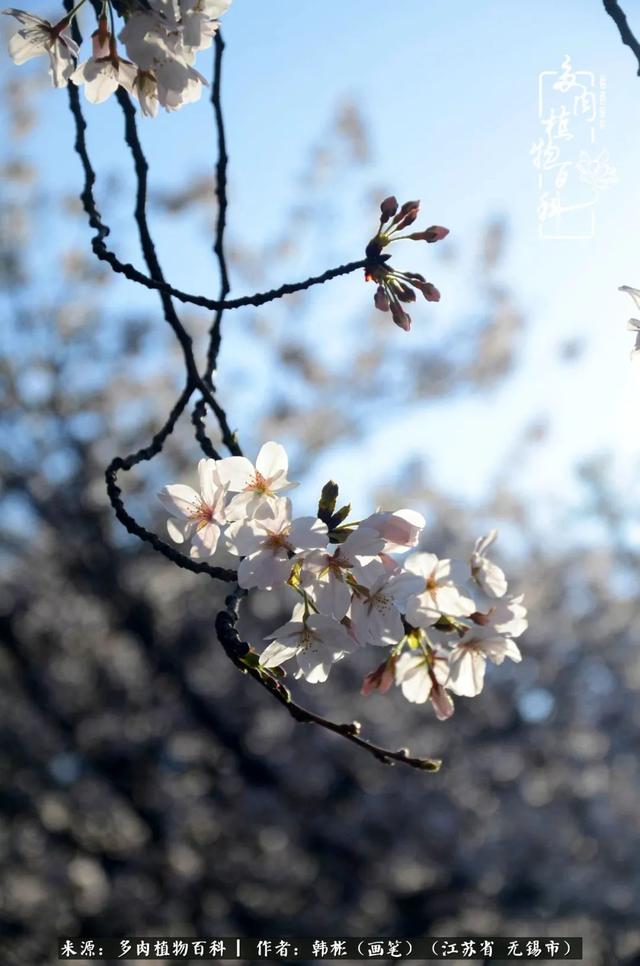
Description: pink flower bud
374,286,390,312
394,200,420,230
390,302,412,331
92,25,111,58
394,282,417,303
407,226,450,243
380,195,398,223
422,283,440,302
361,657,397,695
424,225,449,243
430,682,455,720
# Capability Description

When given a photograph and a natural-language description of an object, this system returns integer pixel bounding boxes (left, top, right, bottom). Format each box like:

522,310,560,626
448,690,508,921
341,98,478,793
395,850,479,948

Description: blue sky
4,0,640,540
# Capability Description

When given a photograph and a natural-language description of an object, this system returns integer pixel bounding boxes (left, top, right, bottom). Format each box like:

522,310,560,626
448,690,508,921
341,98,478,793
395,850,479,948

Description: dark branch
215,592,442,773
193,30,237,459
105,382,237,582
603,0,640,75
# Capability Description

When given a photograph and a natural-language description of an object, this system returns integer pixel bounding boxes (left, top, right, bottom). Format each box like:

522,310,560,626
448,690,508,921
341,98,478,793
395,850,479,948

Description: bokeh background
2,1,640,964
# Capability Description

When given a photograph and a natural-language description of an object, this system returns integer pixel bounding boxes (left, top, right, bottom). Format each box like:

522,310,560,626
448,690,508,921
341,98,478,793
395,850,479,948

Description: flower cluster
3,0,232,113
159,442,526,718
619,285,640,361
364,196,449,331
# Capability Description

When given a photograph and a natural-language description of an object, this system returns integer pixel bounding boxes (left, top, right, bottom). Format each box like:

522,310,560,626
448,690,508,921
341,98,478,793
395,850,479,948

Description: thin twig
105,383,236,582
193,30,237,459
215,592,442,773
603,0,640,75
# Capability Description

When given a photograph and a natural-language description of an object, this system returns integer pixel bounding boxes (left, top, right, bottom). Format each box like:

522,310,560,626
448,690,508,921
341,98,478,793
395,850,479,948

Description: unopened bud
394,283,416,303
380,195,399,223
393,200,420,230
374,286,390,311
408,226,450,243
92,21,110,57
391,302,412,331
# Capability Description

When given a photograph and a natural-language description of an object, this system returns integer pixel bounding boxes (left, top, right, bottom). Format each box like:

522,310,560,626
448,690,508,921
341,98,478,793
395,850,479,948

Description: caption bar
58,936,583,960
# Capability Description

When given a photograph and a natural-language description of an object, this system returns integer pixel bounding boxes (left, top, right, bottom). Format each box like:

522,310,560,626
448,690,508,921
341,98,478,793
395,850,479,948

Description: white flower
132,69,159,117
226,499,327,590
178,0,231,49
3,8,79,87
404,552,475,626
216,441,297,521
447,629,522,698
619,286,640,361
394,650,454,719
158,457,227,558
260,612,352,684
360,508,425,553
470,530,507,598
350,567,423,647
70,31,137,104
299,525,385,620
470,593,528,639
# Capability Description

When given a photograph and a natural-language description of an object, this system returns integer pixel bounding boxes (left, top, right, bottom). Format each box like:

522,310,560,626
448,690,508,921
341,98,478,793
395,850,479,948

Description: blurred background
2,1,640,964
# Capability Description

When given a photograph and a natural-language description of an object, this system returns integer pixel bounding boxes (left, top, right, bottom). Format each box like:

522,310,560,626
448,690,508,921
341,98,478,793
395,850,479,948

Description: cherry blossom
260,612,353,684
216,441,297,521
157,457,227,558
3,8,79,87
225,499,327,590
447,628,522,698
404,552,475,626
470,530,508,598
350,567,423,647
360,508,425,553
299,525,385,620
394,650,454,719
71,24,137,104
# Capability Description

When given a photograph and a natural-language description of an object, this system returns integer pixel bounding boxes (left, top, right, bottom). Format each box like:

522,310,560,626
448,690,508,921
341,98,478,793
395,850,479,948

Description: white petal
404,551,438,579
260,640,300,669
256,440,288,482
189,521,221,558
157,483,202,519
288,516,328,551
237,549,291,590
448,648,486,697
215,455,255,491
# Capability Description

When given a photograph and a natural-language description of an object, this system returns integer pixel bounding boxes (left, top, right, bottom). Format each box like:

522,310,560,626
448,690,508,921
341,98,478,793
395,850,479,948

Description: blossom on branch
364,196,448,331
157,457,227,558
3,8,79,87
260,611,352,684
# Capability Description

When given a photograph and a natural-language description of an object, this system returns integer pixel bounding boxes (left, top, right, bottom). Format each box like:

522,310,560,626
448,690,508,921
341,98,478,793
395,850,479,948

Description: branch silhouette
603,0,640,75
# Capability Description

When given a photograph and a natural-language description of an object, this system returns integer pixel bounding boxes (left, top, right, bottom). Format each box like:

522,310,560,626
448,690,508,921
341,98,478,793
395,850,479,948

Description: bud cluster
364,196,449,331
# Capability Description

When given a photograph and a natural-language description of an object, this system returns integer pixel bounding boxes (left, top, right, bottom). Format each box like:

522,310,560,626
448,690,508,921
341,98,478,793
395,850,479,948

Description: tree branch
215,591,442,773
603,0,640,75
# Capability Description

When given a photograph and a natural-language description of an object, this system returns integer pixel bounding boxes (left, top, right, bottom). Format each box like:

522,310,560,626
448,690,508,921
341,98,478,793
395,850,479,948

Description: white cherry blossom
350,567,423,647
71,32,137,104
447,628,522,698
216,441,297,521
470,593,528,639
3,8,79,87
404,552,475,626
470,530,508,598
260,612,352,684
394,650,454,719
157,457,227,558
225,499,327,590
299,525,385,620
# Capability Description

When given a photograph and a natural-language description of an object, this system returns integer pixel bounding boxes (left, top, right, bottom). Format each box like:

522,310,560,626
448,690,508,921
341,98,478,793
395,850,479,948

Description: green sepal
317,480,339,525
